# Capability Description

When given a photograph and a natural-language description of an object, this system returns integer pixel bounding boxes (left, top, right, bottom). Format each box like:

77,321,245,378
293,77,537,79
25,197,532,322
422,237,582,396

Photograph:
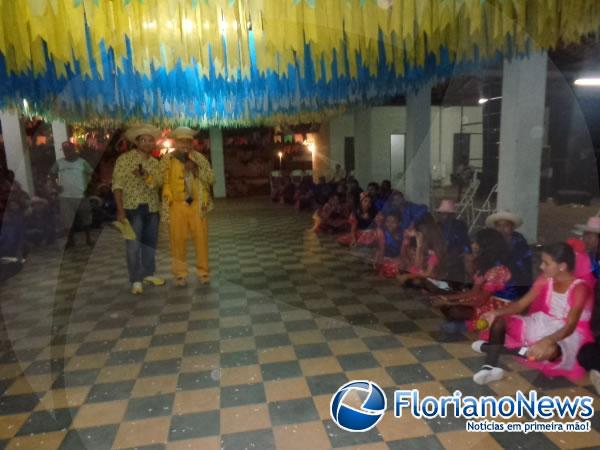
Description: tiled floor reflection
0,199,599,449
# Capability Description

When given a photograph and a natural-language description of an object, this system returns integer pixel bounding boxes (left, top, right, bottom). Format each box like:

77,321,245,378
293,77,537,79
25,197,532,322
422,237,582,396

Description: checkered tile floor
1,198,599,450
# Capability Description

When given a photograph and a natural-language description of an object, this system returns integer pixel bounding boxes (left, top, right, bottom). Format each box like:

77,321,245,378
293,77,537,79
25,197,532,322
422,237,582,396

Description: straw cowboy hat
169,127,196,140
436,199,458,214
124,124,161,143
574,216,600,234
485,210,523,228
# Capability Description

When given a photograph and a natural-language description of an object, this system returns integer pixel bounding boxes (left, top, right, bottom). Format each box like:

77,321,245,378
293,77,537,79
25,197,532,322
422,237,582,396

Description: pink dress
336,213,378,247
470,265,512,332
504,277,594,380
408,250,440,276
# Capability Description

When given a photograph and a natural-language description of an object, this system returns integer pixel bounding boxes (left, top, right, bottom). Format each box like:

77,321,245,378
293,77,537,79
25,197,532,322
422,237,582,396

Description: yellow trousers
169,201,209,278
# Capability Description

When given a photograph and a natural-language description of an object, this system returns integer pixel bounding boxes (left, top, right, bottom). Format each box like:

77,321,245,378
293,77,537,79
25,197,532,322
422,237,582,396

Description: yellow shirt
112,150,162,212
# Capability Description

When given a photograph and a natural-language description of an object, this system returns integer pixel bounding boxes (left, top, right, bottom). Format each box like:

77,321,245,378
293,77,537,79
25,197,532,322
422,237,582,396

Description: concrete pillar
0,111,34,194
353,108,371,187
497,52,548,243
313,122,331,181
51,120,69,161
209,127,226,198
405,85,432,207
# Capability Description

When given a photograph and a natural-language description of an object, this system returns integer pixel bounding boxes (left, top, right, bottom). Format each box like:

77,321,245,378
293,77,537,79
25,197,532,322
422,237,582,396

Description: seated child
310,193,351,234
398,214,446,288
432,228,512,333
471,243,594,384
337,192,378,247
374,214,403,278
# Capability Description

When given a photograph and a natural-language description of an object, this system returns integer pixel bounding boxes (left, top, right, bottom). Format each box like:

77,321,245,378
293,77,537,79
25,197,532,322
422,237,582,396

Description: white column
313,121,330,181
51,120,69,161
209,127,226,198
0,111,33,194
497,52,548,243
404,85,432,207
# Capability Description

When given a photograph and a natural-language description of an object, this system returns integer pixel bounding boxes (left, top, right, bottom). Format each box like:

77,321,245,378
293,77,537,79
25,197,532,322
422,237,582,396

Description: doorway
344,137,355,176
390,134,406,182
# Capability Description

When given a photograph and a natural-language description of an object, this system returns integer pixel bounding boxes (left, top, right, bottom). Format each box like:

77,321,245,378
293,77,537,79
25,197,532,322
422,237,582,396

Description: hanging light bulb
220,20,228,34
304,139,316,154
182,19,195,33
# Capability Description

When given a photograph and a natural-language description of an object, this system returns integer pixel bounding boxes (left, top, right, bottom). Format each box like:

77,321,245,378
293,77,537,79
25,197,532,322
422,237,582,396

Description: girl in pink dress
310,193,350,234
337,193,378,247
398,214,446,287
471,242,594,385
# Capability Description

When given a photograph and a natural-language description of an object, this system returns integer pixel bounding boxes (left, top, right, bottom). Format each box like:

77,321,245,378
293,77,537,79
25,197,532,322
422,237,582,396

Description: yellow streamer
0,0,598,81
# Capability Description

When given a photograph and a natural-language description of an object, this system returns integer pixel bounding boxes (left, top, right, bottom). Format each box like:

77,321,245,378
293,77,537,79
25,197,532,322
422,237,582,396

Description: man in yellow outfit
162,127,214,286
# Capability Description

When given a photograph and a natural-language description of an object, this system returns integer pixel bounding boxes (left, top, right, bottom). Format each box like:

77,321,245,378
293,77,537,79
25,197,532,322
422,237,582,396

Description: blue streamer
0,24,514,125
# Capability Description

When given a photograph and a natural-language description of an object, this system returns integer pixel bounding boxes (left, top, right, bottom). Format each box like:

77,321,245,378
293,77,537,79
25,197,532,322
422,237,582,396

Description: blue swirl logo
330,380,387,432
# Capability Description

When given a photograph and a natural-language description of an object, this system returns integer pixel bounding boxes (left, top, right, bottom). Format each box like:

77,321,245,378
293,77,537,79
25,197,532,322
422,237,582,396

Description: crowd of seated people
272,167,600,391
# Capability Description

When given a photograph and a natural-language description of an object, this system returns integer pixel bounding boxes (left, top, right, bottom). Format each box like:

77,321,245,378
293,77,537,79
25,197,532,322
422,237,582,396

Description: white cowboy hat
574,216,600,234
124,124,160,143
169,127,196,140
436,199,457,214
485,210,523,228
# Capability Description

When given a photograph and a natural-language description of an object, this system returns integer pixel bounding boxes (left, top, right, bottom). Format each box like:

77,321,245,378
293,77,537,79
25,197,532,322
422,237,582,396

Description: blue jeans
0,214,26,259
125,205,159,283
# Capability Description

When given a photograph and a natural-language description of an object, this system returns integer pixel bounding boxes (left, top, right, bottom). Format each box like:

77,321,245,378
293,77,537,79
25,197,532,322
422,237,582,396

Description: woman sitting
337,193,378,247
310,193,351,234
433,228,512,333
398,214,446,288
375,214,403,278
471,243,594,385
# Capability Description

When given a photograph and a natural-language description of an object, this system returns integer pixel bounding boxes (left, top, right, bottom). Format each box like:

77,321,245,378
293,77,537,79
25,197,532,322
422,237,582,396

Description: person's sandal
175,277,188,287
199,274,210,285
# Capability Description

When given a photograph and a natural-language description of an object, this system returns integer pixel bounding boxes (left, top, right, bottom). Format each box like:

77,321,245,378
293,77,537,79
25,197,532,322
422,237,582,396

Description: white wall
369,107,407,184
329,105,483,188
433,106,483,186
329,113,355,172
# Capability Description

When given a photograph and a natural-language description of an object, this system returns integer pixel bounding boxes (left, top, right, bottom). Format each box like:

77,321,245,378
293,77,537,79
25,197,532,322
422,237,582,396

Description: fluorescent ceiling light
574,78,600,86
478,96,501,105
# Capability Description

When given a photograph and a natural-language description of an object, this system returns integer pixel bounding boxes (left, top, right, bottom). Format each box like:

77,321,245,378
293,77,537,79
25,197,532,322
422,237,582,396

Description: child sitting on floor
398,214,446,288
432,228,513,334
374,214,403,278
337,192,378,247
471,242,594,385
310,193,351,234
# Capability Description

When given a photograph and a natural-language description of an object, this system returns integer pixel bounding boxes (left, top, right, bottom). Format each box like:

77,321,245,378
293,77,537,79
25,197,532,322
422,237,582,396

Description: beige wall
327,105,483,187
